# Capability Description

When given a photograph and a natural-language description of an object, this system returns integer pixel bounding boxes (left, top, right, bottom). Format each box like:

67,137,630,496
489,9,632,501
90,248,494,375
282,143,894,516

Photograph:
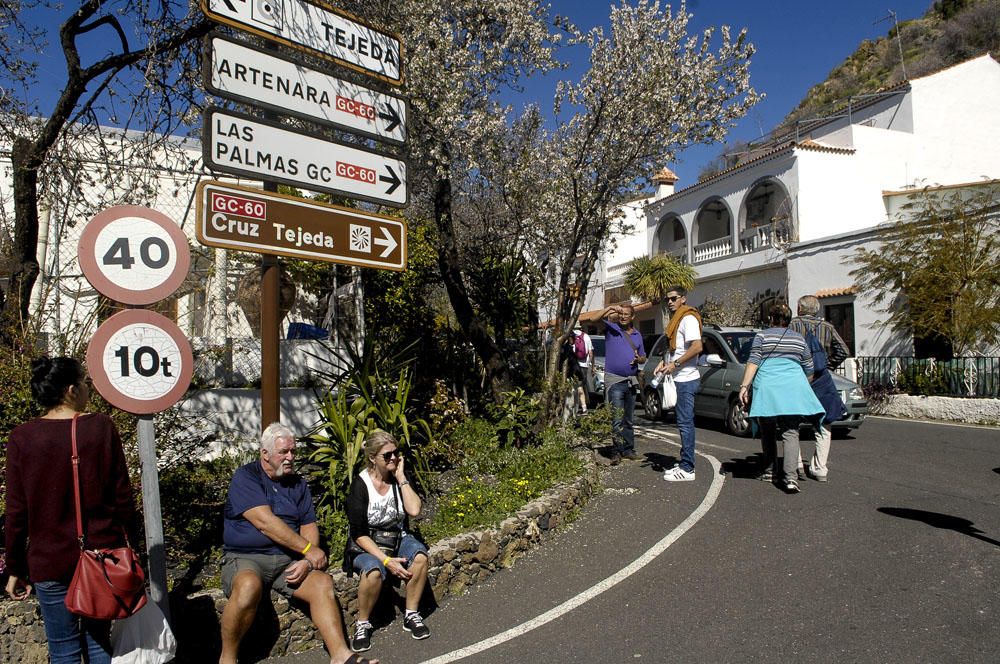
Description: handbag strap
69,413,85,549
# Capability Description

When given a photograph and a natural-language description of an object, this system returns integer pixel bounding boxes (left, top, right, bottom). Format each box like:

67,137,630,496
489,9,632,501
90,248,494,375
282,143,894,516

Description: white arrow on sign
201,0,403,85
205,35,407,144
204,107,407,207
373,226,398,258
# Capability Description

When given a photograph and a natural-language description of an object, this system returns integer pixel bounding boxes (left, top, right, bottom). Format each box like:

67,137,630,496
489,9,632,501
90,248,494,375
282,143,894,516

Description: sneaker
797,468,808,481
811,472,828,483
755,468,774,482
784,479,800,493
663,466,695,482
622,450,642,461
351,622,373,652
403,612,430,640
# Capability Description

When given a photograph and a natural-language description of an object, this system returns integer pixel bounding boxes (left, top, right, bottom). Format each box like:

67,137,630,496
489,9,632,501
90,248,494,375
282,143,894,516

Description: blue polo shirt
604,321,645,377
223,461,317,555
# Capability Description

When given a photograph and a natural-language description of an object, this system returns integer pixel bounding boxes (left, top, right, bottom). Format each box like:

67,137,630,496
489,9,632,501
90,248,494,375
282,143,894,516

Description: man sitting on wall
219,422,377,664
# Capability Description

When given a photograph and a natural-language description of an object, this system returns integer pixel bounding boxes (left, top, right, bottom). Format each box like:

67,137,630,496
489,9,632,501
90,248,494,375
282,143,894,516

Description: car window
650,335,668,359
702,335,726,359
720,332,756,363
591,337,605,358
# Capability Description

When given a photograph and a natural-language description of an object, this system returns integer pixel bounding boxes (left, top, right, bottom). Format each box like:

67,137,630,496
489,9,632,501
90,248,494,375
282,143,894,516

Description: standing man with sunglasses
218,423,374,664
655,286,703,481
600,303,647,465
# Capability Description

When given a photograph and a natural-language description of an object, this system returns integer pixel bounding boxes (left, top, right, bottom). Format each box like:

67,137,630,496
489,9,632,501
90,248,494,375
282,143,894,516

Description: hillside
779,0,1000,129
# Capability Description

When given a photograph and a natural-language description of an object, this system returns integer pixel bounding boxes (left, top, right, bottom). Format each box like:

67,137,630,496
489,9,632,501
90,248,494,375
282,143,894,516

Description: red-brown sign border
78,206,191,305
87,310,194,415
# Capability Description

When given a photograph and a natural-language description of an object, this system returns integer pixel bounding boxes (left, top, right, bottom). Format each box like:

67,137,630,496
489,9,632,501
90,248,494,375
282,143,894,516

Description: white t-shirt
361,469,404,528
670,315,702,383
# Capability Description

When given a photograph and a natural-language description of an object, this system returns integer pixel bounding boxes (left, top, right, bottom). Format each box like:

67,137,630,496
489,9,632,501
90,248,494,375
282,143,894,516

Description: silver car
641,326,868,437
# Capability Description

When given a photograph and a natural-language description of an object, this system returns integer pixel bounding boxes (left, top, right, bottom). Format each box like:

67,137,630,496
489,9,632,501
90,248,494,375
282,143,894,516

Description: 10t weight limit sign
87,310,194,415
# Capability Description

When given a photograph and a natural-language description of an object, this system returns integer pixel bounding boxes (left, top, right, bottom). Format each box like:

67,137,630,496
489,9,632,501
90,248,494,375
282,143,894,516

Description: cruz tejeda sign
205,34,406,144
204,107,407,207
195,180,406,270
200,0,403,85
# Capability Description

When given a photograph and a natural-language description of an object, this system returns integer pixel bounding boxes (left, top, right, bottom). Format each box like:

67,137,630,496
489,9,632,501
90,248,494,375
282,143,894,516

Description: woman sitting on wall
344,430,431,654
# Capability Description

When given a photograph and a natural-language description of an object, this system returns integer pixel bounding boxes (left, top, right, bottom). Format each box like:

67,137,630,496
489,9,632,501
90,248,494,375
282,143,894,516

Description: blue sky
523,0,934,187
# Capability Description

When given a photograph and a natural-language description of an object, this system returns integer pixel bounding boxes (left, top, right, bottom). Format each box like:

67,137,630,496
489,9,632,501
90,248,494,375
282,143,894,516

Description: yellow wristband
382,556,392,567
301,542,312,555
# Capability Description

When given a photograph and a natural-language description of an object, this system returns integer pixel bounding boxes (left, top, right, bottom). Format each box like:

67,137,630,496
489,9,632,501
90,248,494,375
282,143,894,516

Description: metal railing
855,356,1000,398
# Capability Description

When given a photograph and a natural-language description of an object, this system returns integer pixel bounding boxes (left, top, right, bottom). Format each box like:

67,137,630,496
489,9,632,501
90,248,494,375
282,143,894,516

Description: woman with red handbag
4,357,138,663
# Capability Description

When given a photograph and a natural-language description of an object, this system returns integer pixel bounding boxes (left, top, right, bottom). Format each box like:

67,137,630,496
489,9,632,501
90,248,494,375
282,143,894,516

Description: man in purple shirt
600,304,646,464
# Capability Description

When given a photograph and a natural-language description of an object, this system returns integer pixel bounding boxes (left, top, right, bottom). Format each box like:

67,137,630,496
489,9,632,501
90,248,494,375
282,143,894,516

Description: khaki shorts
221,552,298,599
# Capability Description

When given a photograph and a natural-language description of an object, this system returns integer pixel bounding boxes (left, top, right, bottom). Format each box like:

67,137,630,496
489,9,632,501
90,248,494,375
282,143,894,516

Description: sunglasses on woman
381,449,402,462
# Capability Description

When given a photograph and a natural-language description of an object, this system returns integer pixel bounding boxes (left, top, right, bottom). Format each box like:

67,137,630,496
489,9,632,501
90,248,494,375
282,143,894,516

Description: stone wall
1,455,600,663
875,394,1000,425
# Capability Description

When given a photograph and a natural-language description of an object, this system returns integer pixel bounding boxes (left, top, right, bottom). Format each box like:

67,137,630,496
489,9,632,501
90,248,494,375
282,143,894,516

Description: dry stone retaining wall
1,455,599,663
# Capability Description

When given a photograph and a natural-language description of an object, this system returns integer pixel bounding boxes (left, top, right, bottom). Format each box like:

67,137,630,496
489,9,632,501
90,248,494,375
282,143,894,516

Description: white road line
417,451,725,664
637,426,744,454
868,415,1000,430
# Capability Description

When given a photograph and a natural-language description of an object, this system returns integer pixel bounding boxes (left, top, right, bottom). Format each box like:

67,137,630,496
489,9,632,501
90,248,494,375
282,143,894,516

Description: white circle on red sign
78,205,191,305
87,310,193,414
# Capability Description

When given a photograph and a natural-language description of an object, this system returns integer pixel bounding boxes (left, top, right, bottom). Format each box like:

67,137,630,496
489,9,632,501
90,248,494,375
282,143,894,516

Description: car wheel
725,398,752,437
643,388,663,421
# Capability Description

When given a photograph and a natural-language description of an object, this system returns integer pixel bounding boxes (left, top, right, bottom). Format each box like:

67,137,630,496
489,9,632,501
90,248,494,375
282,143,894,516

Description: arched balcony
738,179,793,254
655,214,688,263
693,198,733,262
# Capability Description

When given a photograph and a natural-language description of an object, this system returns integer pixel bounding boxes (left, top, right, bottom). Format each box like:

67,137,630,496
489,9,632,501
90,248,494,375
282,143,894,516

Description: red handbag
64,414,148,620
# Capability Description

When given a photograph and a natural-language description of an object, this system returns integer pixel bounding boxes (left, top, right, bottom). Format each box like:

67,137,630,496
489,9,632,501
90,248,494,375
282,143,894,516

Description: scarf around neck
666,304,703,352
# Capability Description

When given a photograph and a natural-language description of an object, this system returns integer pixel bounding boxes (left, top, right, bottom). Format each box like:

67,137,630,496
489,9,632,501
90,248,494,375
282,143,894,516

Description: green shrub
417,428,583,543
486,388,540,447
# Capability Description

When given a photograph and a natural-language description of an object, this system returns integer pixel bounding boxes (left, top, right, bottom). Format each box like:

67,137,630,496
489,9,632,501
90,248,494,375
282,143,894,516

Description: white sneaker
663,466,695,482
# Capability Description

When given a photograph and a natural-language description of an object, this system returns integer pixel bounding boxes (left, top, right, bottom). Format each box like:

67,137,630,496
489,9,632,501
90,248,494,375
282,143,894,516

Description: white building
617,53,1000,357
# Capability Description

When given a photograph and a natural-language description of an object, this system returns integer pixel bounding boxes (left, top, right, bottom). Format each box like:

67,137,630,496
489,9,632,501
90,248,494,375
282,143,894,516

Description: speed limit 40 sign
78,206,191,305
87,310,194,414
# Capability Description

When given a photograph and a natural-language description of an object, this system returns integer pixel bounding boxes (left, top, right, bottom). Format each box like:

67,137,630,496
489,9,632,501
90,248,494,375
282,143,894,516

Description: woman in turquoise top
738,303,824,493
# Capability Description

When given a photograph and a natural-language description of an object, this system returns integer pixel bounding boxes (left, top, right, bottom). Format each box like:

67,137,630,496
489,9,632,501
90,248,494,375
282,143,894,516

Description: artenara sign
195,180,406,271
200,0,402,86
205,34,406,145
204,107,407,207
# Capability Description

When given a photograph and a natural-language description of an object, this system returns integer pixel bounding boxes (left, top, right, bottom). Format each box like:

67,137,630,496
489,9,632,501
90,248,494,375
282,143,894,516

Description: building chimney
652,167,679,201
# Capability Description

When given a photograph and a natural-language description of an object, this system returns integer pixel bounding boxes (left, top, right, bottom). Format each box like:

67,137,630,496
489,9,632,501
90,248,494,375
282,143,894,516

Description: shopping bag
111,597,177,664
660,373,677,410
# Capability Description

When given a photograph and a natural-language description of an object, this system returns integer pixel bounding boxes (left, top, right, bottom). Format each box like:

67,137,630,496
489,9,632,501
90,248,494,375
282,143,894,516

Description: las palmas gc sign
204,107,407,207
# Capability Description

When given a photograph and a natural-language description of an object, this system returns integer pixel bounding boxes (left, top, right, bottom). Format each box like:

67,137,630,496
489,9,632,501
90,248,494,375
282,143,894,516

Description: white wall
787,232,911,356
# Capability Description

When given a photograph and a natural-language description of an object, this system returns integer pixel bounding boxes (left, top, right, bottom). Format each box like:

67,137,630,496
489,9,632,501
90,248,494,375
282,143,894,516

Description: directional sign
87,310,194,414
200,0,402,86
78,206,191,305
205,34,406,144
204,107,407,207
195,180,406,270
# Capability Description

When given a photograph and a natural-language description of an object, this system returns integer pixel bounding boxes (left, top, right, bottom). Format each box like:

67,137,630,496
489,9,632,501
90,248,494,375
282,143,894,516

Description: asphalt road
267,415,1000,664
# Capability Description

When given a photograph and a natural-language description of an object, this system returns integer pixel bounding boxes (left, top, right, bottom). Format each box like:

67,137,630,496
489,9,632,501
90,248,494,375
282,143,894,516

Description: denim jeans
607,379,636,454
675,378,700,472
34,580,112,664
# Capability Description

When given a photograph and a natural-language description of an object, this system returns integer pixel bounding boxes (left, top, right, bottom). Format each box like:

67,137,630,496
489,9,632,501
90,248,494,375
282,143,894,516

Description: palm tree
624,255,697,329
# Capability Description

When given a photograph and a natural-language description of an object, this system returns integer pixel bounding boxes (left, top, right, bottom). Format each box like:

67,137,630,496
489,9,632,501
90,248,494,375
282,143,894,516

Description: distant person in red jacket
4,357,138,664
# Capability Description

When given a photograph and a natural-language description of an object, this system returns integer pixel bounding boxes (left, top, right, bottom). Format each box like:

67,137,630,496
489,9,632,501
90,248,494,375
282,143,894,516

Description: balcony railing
738,221,791,254
693,236,733,262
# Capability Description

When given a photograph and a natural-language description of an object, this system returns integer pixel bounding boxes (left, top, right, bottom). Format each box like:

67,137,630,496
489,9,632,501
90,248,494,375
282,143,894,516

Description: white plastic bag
660,373,677,410
111,596,177,664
